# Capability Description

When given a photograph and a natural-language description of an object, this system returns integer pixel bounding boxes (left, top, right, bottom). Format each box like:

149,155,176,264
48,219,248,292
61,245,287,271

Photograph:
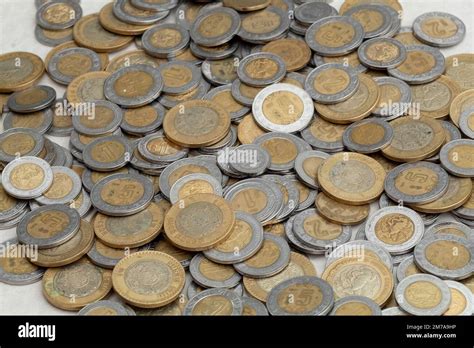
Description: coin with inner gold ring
7,85,56,113
99,3,154,36
184,288,243,315
142,23,190,58
0,128,45,163
339,0,403,14
83,135,131,172
0,239,45,285
440,139,474,178
35,166,82,205
106,50,165,73
450,89,474,126
0,52,45,93
66,71,111,104
190,7,241,47
445,54,474,91
315,192,370,226
238,53,286,87
262,39,311,72
443,280,474,316
157,61,201,95
413,12,466,48
330,295,382,316
189,254,241,288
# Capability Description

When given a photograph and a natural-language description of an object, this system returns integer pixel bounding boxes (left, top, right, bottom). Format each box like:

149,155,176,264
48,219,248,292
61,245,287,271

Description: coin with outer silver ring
3,108,54,135
395,274,451,316
169,174,222,205
72,100,123,136
372,77,412,119
184,288,243,316
358,38,407,70
330,295,382,316
7,85,56,113
294,150,329,189
365,206,425,255
203,84,250,121
440,140,474,178
444,280,474,316
241,296,268,316
189,254,242,289
113,0,169,25
157,61,201,95
36,0,82,30
285,215,325,255
286,174,317,212
266,276,335,316
261,174,299,222
459,107,474,139
0,129,45,163
82,135,131,172
228,145,270,176
0,182,28,223
344,4,393,39
343,118,394,154
35,166,82,205
237,6,290,44
137,131,188,164
190,41,238,61
425,221,473,241
78,300,135,316
120,102,165,135
396,256,421,282
237,53,286,87
294,1,338,27
413,12,466,48
48,47,101,85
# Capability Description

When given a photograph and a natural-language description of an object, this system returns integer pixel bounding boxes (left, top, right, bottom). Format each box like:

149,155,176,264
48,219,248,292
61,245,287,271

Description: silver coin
157,61,201,95
285,174,317,212
138,132,188,164
267,276,334,316
91,173,154,216
83,135,131,172
444,280,474,315
305,16,364,56
113,0,169,25
326,240,393,271
170,173,222,204
35,166,82,205
104,65,163,108
184,288,243,315
204,85,249,121
241,296,268,316
442,120,462,142
0,128,45,163
190,7,241,47
142,23,189,58
453,215,474,228
17,204,80,249
87,240,128,269
385,162,449,204
285,215,325,254
414,234,473,280
7,85,56,113
69,144,83,162
293,208,352,249
131,0,178,11
36,0,82,30
366,206,425,255
344,4,392,39
204,211,264,265
234,234,290,278
237,53,286,87
388,45,445,85
72,100,123,136
304,63,359,104
425,221,473,241
330,295,381,316
158,79,211,109
42,138,57,166
0,238,45,285
217,147,248,179
238,6,290,44
35,25,73,47
48,47,101,85
382,307,409,316
295,2,338,26
413,12,466,48
396,256,421,282
372,77,412,119
3,108,53,135
395,274,451,315
252,83,313,133
120,102,164,135
440,140,474,178
190,41,238,61
226,144,270,176
78,300,135,316
358,37,407,69
201,56,239,86
69,127,122,152
261,174,299,221
1,156,53,199
459,107,474,139
343,118,393,154
0,181,28,223
189,254,242,288
454,193,474,220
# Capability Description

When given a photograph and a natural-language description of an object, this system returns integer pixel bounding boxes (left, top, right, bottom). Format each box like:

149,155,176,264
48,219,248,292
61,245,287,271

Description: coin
157,61,201,95
83,135,131,172
184,288,242,315
7,85,56,114
48,47,101,85
66,71,110,104
120,102,165,135
326,240,393,270
0,182,28,223
294,150,329,189
87,239,140,269
460,107,474,139
237,115,266,145
358,37,407,70
152,237,193,270
131,0,179,11
0,239,45,285
202,85,248,122
445,54,474,91
345,4,393,38
0,52,45,93
440,139,474,178
73,100,123,136
189,254,241,289
294,1,338,26
395,274,451,315
396,255,422,282
190,7,241,47
142,23,189,58
35,25,73,47
238,53,286,87
261,39,311,72
201,56,239,85
343,118,393,154
112,251,184,308
454,180,474,220
315,74,380,124
382,116,446,162
91,173,154,216
305,16,364,57
190,40,238,61
163,100,231,148
315,192,370,226
99,3,153,36
78,300,134,316
425,221,473,241
238,6,290,44
137,132,187,164
113,0,169,25
394,27,423,46
300,117,346,152
241,296,268,316
266,276,334,316
35,166,81,205
330,295,382,316
413,12,466,48
37,0,82,30
414,234,473,280
443,280,474,316
169,174,222,204
231,80,264,107
104,64,164,108
3,108,54,135
106,50,165,73
450,89,474,126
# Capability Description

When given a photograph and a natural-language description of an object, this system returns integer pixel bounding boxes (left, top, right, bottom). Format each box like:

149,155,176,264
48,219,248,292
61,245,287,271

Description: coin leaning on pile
0,0,473,317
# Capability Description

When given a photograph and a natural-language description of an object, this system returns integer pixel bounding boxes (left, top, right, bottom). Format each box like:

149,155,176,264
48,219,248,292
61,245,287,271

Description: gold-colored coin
315,192,370,225
318,152,386,205
106,50,165,73
223,0,270,11
409,75,461,119
42,258,112,311
322,256,393,306
66,71,111,104
112,251,185,308
237,114,266,144
315,74,380,124
450,89,474,126
99,3,154,36
243,252,316,302
45,41,109,72
443,285,469,316
32,220,94,268
340,0,403,14
73,14,133,53
264,223,285,237
394,31,423,46
262,39,311,72
0,52,45,93
163,100,231,148
411,176,472,213
445,54,474,91
164,193,235,251
94,202,164,248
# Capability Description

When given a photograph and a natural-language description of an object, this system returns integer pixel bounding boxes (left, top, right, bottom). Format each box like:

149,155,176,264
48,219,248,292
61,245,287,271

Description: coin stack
0,0,473,317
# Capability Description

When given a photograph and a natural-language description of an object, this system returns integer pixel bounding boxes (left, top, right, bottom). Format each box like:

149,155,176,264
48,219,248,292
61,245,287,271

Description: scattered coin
238,6,290,44
0,52,45,93
330,295,382,316
413,12,466,48
0,239,45,285
35,166,81,205
184,288,243,315
120,102,165,135
190,7,241,47
344,4,393,39
440,139,474,178
113,0,169,26
459,107,474,139
237,53,286,87
189,254,241,289
316,192,370,226
7,85,56,114
445,54,474,91
358,37,407,70
443,280,474,316
99,2,154,36
142,23,190,58
78,300,135,316
83,135,131,172
425,221,473,241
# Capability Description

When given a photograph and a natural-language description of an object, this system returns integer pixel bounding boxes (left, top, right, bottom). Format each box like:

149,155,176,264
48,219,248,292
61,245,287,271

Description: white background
0,0,473,315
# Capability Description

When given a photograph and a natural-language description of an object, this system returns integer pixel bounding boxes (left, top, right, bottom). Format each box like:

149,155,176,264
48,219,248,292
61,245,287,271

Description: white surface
0,0,473,315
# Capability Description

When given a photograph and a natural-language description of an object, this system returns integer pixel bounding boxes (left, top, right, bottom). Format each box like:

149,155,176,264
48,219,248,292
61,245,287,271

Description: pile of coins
0,0,473,316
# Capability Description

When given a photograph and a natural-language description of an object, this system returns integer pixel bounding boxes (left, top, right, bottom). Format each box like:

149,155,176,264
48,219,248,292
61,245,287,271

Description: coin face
450,90,474,126
316,192,370,225
66,71,110,104
440,139,474,177
37,1,82,30
443,280,474,316
300,117,346,152
238,53,286,87
121,102,165,135
358,37,407,70
413,12,466,47
190,7,241,47
112,251,185,308
35,166,82,205
48,47,102,85
35,25,73,47
425,221,473,241
189,254,241,288
184,288,243,315
106,50,165,73
142,23,189,58
343,118,393,154
223,0,270,12
330,295,382,316
7,85,56,113
344,4,393,38
318,152,386,205
99,3,153,36
157,61,201,95
0,52,45,93
238,6,290,44
262,39,311,72
169,173,222,204
459,107,474,139
445,54,474,91
83,135,131,172
113,0,169,26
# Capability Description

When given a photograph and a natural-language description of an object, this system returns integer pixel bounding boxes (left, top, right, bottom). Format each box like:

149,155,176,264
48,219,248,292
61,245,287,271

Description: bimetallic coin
396,256,422,282
79,300,134,316
138,132,188,164
35,166,81,205
3,109,54,135
66,71,110,104
344,4,393,39
0,52,45,93
294,2,338,26
157,61,201,95
395,274,451,315
223,0,270,12
17,204,80,249
440,140,474,178
305,16,364,57
238,53,286,88
0,182,27,223
106,50,165,73
203,85,249,121
189,254,241,288
267,276,334,316
169,173,222,205
358,37,407,69
425,221,473,241
184,288,242,316
445,54,474,91
113,0,169,25
388,45,445,85
83,136,131,172
201,56,239,86
459,107,474,139
443,280,474,316
413,12,466,48
414,234,473,280
190,7,241,47
261,39,311,72
294,150,329,189
190,41,238,61
314,51,367,74
120,102,165,135
242,297,268,316
372,76,412,119
142,23,189,58
287,174,317,213
104,64,164,108
454,181,474,220
88,239,141,269
48,47,101,85
7,86,56,113
131,0,178,11
316,192,370,226
204,212,264,265
343,118,393,154
0,239,45,285
36,0,82,30
0,128,45,163
300,117,346,152
99,3,154,36
238,6,290,44
330,296,382,316
35,25,73,47
72,100,123,136
261,174,299,222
